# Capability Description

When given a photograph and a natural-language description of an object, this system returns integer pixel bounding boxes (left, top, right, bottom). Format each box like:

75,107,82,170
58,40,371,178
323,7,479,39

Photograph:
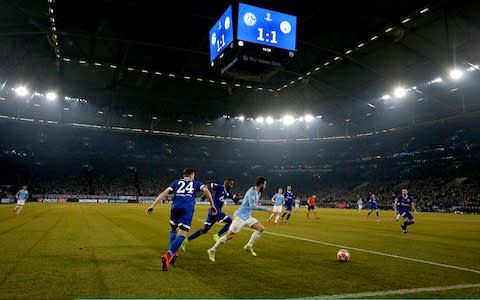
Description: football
337,249,350,262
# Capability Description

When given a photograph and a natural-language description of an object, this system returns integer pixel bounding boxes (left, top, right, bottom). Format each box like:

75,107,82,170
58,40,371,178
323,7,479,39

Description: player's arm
393,199,398,214
15,191,19,200
145,187,172,215
202,185,217,215
249,194,271,213
411,202,418,213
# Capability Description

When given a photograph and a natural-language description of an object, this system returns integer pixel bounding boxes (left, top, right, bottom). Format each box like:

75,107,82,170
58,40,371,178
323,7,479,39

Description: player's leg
244,219,264,256
214,213,232,240
162,208,193,271
401,212,415,234
284,209,292,223
376,209,380,220
274,209,281,224
181,216,214,253
208,218,242,261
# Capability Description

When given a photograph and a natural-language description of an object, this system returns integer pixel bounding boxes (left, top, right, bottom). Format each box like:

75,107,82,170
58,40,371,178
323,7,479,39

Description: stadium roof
1,0,480,134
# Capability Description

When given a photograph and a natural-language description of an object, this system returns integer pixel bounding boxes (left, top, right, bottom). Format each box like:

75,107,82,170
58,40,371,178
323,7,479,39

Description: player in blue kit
268,187,284,224
146,168,217,271
365,193,380,221
281,185,295,224
181,178,238,252
395,188,417,234
13,185,29,216
207,176,272,262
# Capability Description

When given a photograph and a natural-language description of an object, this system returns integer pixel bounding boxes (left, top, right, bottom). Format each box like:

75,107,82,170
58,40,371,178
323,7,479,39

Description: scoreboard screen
209,5,234,62
237,3,297,51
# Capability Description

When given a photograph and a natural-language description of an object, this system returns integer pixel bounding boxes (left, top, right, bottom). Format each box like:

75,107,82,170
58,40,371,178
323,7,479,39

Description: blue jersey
168,178,205,209
17,189,29,200
210,183,234,212
284,198,294,210
397,195,413,213
272,193,284,206
235,187,268,220
284,191,295,202
369,197,378,209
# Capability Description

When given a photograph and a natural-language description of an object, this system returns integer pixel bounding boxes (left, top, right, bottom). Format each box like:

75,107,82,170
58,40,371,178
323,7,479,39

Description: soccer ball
337,249,350,262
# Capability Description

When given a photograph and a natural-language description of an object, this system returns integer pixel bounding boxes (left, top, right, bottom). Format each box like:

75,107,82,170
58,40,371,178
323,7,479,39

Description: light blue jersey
272,193,284,206
235,187,268,220
17,189,29,201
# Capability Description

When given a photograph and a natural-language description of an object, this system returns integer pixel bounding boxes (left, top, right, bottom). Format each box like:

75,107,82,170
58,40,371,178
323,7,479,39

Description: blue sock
376,211,379,217
169,232,176,246
168,235,186,256
217,220,231,236
188,229,203,241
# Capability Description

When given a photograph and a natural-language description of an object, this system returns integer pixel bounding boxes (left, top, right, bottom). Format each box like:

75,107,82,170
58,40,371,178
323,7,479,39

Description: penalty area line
305,282,480,298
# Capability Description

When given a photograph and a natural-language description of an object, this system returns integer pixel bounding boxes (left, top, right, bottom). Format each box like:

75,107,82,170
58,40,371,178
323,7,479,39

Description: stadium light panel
449,69,463,80
238,115,245,121
393,87,407,98
14,86,28,97
256,116,264,123
266,116,273,124
46,92,57,101
304,114,314,123
382,94,391,100
282,115,295,126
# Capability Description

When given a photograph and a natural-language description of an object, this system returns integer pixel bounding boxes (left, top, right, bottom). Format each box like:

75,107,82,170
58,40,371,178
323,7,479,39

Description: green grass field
0,203,479,299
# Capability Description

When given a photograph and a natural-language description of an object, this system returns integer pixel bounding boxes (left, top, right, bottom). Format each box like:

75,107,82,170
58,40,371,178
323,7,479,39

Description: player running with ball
146,168,217,271
207,176,272,262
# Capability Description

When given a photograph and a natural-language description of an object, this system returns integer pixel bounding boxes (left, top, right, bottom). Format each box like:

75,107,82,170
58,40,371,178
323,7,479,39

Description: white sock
274,215,280,223
210,235,227,251
268,213,274,220
247,230,262,247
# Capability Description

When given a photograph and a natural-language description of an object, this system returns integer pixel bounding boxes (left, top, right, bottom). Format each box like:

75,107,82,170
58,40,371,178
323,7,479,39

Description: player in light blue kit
146,168,217,271
268,187,284,224
365,193,380,221
13,185,29,216
207,176,272,262
395,188,417,234
181,178,238,252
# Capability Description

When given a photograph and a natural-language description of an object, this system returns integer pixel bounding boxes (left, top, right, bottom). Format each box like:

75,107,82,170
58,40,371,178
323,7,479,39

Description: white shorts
273,205,283,213
229,217,258,233
358,205,363,209
295,203,300,208
17,200,25,206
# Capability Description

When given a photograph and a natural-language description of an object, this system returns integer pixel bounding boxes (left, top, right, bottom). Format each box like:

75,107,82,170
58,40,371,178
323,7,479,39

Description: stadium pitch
0,203,479,299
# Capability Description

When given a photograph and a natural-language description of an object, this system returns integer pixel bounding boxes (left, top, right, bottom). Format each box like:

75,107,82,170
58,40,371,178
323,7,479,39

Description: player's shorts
400,210,414,220
204,211,230,227
169,206,194,232
16,200,25,206
273,205,283,213
307,205,315,211
370,204,378,210
295,203,300,208
284,205,292,212
358,204,363,209
229,217,258,233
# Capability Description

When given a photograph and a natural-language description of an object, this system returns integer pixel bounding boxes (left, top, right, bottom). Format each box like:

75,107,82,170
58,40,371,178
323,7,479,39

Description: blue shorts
284,206,292,211
204,210,230,227
370,204,378,210
170,206,194,232
400,210,414,220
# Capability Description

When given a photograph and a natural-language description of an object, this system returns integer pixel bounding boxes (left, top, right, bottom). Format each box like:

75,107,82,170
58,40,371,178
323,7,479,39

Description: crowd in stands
1,118,479,213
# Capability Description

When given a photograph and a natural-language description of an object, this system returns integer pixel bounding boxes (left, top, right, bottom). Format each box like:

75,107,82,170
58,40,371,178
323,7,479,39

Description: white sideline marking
263,230,480,274
198,219,480,274
308,282,480,298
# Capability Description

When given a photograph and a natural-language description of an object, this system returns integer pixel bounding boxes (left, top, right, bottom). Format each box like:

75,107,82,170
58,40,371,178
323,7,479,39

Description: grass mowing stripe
262,230,480,274
308,282,480,298
201,219,480,275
